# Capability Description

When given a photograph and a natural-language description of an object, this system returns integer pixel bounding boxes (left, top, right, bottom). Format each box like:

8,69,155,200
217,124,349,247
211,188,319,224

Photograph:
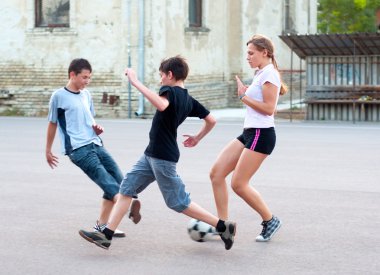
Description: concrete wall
0,0,317,117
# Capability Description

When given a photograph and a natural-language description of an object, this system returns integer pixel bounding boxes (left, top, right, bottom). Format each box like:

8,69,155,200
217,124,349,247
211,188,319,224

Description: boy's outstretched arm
183,114,216,147
125,68,169,111
46,121,59,169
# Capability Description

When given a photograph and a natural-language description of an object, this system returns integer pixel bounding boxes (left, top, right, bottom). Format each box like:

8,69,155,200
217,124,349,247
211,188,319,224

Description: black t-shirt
144,86,210,162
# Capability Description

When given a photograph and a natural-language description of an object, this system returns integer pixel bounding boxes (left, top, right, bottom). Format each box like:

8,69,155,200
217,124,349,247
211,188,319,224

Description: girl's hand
235,75,248,98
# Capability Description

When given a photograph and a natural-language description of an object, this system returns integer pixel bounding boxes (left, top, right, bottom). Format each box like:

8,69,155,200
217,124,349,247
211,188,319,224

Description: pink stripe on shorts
250,129,261,150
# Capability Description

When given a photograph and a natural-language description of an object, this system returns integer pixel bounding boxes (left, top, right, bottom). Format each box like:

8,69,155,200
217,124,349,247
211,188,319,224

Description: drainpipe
126,0,132,118
135,0,145,116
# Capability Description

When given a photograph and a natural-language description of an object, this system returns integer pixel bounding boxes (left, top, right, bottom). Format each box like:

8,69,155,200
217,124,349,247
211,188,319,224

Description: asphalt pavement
1,115,379,275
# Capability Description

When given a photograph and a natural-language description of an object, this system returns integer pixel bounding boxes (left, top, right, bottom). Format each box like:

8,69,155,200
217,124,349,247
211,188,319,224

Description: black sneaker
255,216,281,242
129,199,142,224
93,221,126,238
79,230,111,250
219,221,237,250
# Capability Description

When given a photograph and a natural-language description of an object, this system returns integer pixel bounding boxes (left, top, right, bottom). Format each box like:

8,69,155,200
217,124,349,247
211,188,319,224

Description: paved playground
0,116,379,275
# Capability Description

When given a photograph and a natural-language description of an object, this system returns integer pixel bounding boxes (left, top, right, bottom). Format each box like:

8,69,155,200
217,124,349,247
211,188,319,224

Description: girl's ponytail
272,56,288,96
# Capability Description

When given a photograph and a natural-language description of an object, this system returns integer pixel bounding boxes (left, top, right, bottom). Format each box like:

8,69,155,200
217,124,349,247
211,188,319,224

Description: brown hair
246,34,288,95
68,58,92,78
159,55,189,81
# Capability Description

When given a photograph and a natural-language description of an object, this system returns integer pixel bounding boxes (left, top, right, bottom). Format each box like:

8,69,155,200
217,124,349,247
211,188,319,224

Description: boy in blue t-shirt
45,58,141,237
79,56,237,250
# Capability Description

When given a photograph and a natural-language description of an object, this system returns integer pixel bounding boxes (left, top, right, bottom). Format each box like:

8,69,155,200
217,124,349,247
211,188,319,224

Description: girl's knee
209,167,217,181
209,168,225,185
231,179,246,195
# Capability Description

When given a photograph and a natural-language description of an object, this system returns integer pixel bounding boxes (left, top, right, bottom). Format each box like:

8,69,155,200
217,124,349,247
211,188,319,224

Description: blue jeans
68,143,123,200
119,155,191,212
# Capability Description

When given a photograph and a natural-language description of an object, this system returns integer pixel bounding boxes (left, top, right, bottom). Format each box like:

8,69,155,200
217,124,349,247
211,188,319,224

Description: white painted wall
0,0,317,116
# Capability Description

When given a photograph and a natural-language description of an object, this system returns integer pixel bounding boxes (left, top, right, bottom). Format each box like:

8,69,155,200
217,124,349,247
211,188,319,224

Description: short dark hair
159,55,189,81
68,58,92,78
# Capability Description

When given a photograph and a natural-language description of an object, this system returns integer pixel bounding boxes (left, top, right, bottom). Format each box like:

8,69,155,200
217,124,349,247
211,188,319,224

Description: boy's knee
166,201,188,213
163,193,190,213
103,187,119,201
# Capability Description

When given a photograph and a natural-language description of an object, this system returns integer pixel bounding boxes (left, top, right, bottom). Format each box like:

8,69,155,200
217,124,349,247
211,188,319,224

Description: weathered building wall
0,0,316,118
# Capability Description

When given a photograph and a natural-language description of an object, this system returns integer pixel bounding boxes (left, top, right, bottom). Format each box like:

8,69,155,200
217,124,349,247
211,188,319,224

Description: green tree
318,0,380,33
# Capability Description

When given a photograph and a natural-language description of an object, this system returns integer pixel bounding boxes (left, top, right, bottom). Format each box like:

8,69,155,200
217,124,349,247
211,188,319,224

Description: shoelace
260,220,269,236
93,221,107,232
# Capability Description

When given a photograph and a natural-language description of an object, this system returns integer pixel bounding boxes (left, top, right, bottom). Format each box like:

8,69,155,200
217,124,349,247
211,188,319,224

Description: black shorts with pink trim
236,127,276,155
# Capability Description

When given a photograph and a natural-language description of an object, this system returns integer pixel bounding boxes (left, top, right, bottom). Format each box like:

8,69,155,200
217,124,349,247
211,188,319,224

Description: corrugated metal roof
279,33,380,59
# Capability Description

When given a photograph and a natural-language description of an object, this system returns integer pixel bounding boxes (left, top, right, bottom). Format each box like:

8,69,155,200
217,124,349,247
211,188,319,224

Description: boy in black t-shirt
79,56,236,250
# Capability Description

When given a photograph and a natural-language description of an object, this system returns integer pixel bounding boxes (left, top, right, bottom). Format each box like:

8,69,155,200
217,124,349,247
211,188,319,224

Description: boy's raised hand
125,68,138,85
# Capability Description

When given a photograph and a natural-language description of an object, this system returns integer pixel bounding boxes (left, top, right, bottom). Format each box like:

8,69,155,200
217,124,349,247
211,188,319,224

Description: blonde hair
246,34,288,95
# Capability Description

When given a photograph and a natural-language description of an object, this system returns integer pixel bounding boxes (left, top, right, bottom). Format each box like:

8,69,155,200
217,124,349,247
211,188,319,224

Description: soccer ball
187,219,216,242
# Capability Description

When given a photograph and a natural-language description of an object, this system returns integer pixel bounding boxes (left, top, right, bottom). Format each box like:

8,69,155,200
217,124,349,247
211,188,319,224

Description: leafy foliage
318,0,380,33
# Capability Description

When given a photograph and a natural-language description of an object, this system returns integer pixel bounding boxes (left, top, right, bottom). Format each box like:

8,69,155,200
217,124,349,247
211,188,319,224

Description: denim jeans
120,154,191,212
68,143,123,200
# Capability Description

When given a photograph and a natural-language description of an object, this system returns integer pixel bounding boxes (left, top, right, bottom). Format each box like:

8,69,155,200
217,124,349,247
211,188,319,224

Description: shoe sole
230,222,237,248
113,231,126,238
94,227,125,238
79,230,109,250
129,200,142,224
223,222,237,250
256,221,282,242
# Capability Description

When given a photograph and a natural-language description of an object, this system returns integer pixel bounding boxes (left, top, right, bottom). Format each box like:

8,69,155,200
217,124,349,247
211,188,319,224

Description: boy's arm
46,121,59,169
125,68,169,111
182,114,216,147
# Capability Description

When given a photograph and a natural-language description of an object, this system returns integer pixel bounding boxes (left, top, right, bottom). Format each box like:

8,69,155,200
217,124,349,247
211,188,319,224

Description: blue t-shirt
48,87,102,155
144,86,210,162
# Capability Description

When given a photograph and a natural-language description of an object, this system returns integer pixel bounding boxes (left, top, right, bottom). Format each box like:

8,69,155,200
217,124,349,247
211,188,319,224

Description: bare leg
231,149,272,221
182,202,219,227
209,139,244,220
106,194,133,231
98,194,120,225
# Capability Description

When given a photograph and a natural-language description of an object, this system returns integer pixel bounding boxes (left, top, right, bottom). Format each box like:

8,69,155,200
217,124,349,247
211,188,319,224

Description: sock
216,219,226,233
264,216,274,223
103,227,114,240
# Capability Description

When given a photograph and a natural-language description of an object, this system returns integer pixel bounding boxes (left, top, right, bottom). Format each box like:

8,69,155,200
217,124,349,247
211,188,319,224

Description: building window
189,0,202,28
283,0,295,34
35,0,70,28
284,0,290,31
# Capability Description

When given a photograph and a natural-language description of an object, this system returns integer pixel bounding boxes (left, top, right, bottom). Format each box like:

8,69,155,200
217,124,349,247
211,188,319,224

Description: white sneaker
255,216,281,242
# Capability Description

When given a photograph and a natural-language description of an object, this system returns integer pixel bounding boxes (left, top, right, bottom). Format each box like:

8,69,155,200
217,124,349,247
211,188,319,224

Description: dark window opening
35,0,70,28
189,0,202,28
283,0,295,34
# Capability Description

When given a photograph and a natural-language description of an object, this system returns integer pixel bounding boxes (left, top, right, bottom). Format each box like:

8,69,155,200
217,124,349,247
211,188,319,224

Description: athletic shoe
79,230,111,250
219,221,237,250
129,199,142,224
255,216,281,242
211,226,219,235
93,221,126,238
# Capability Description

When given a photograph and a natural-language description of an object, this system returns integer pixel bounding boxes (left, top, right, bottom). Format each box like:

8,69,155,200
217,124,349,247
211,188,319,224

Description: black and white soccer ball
187,219,216,242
